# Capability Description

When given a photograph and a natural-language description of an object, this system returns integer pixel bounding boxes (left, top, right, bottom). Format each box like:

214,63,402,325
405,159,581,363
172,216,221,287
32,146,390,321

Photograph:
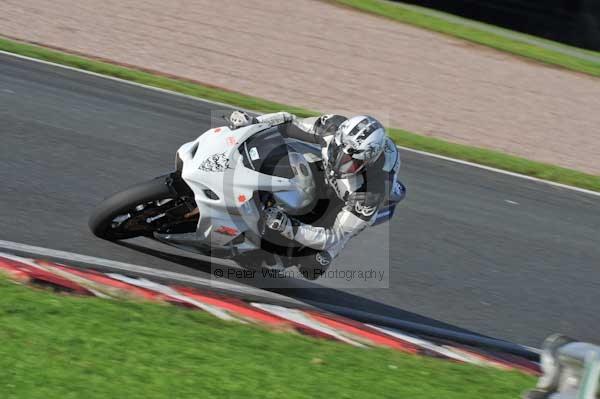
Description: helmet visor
327,140,366,178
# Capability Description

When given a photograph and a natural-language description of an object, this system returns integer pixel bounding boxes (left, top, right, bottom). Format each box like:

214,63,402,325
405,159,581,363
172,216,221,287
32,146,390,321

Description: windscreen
239,126,294,179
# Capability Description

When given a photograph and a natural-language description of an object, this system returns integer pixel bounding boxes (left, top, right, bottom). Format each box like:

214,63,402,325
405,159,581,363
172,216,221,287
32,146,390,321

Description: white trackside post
524,334,600,399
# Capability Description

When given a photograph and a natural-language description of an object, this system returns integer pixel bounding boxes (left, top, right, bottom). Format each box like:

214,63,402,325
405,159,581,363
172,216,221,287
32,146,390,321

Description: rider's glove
229,110,253,129
264,207,294,240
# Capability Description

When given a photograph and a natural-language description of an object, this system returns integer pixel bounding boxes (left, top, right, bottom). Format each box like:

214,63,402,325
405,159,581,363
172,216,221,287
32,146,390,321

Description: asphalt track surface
1,53,599,346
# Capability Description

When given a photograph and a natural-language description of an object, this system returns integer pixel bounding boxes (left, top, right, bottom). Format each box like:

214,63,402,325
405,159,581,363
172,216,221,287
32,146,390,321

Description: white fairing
173,124,314,252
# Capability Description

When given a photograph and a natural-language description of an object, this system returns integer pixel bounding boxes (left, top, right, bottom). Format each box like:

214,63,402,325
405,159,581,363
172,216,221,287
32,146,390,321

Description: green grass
333,0,600,77
0,278,534,398
1,36,599,192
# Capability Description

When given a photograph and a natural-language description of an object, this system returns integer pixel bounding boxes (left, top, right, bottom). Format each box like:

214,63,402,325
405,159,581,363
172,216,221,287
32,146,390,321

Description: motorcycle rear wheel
88,176,175,241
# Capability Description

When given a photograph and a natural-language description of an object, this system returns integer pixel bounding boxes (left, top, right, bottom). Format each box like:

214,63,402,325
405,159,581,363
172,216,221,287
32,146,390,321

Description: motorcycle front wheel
88,176,177,241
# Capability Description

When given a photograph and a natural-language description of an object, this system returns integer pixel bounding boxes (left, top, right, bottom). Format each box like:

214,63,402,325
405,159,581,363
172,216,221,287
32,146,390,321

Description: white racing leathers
256,112,401,260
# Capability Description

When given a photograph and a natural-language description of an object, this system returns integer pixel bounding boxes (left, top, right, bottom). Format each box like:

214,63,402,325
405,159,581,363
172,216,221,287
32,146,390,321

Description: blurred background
400,0,600,50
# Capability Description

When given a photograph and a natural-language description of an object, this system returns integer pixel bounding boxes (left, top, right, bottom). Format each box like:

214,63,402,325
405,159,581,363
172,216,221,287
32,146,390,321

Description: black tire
88,176,174,240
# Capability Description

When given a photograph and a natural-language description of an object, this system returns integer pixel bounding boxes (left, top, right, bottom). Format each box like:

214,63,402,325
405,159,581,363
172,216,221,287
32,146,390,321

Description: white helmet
325,115,386,178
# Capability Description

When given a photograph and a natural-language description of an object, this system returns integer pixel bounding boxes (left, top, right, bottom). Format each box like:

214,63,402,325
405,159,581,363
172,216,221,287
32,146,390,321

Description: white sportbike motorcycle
89,121,402,279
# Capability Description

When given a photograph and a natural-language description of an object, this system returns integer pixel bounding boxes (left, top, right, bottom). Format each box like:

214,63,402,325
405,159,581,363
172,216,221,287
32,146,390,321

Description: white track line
0,49,257,114
396,145,600,197
0,239,286,301
1,49,598,198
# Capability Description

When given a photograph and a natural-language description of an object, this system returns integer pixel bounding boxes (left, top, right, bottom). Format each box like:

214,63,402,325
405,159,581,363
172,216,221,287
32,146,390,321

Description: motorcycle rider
229,110,405,279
